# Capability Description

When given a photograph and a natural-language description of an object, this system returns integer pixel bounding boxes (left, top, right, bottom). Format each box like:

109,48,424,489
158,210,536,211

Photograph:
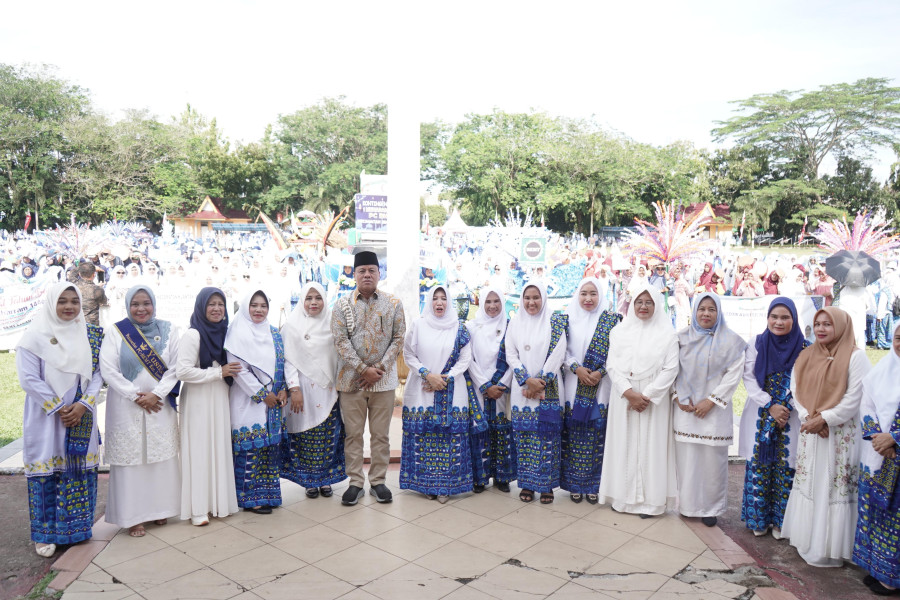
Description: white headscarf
566,278,607,361
509,281,552,375
422,285,459,330
225,289,276,384
607,283,674,380
862,321,900,435
470,286,508,369
282,282,335,389
16,282,93,398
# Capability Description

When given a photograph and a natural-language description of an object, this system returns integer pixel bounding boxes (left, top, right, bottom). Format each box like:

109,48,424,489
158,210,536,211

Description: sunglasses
243,275,250,279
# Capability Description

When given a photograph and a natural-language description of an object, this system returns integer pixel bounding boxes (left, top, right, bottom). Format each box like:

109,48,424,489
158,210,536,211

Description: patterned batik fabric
514,430,560,493
470,398,517,486
560,408,607,495
28,470,98,544
400,430,473,495
853,407,900,587
740,368,797,531
231,327,287,452
234,445,282,508
280,405,347,488
876,316,894,350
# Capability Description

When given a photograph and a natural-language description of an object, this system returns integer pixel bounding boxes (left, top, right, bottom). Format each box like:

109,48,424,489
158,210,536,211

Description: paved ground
0,414,876,600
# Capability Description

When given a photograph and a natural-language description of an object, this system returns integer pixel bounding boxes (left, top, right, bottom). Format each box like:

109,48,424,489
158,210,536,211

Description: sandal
570,493,583,504
519,489,534,503
540,493,554,504
35,543,56,558
437,495,449,504
473,484,485,493
153,519,168,526
586,494,599,505
495,481,511,493
306,488,320,499
129,525,146,537
319,486,333,498
426,494,438,500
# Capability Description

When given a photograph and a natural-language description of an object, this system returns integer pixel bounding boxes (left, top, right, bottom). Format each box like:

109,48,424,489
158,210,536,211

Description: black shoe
701,516,718,527
342,485,364,506
865,575,877,587
319,486,333,498
305,488,320,499
495,481,510,493
639,513,654,519
869,581,900,596
246,506,272,514
570,494,583,504
473,484,485,493
370,484,393,503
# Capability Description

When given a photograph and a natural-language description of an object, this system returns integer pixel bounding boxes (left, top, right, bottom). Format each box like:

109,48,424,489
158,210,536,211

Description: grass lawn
0,352,24,448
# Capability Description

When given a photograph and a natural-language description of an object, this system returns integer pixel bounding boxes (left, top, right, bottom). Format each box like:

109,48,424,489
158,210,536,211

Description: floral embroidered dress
506,282,568,494
226,292,287,509
17,283,104,545
400,286,479,496
853,328,900,588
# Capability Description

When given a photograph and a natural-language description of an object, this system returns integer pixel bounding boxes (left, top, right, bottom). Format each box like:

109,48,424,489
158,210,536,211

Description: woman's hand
59,402,87,427
768,404,790,429
276,389,288,407
135,392,163,414
676,400,694,413
693,399,715,419
425,373,447,392
221,362,242,378
624,388,650,413
872,432,898,458
524,377,546,400
575,367,601,387
800,414,829,437
485,385,505,400
262,392,279,408
289,388,304,413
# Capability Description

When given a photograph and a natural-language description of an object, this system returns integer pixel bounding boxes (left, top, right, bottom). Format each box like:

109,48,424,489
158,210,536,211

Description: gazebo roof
184,196,250,221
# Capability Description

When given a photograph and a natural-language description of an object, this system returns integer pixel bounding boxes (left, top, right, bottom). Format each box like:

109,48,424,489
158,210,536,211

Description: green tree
735,179,821,243
712,78,900,180
0,64,90,229
264,97,387,217
822,155,892,216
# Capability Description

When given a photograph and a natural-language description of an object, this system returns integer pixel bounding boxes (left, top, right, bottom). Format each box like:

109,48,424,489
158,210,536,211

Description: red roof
684,202,731,223
185,197,250,221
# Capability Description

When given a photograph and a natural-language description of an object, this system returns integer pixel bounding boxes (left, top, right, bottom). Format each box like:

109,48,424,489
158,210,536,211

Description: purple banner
354,194,388,232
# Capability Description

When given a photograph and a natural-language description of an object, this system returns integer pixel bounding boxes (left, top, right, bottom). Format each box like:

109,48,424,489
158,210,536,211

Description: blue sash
115,319,181,410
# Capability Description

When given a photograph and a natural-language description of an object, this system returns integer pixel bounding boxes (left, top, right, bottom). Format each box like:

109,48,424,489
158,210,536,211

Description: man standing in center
331,251,406,506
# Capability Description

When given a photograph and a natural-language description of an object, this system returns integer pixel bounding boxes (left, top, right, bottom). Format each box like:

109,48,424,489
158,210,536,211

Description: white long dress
599,341,679,515
101,325,182,528
176,329,239,520
781,349,870,566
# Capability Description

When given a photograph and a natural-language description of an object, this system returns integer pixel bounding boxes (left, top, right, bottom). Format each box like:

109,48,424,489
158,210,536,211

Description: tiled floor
58,470,788,600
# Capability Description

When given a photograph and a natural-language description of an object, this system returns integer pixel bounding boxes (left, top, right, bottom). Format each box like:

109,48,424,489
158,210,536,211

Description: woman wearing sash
177,287,241,526
561,278,618,504
781,307,870,567
507,281,567,504
281,282,347,497
598,284,678,517
16,283,103,558
854,321,900,595
465,286,516,493
101,286,181,536
738,297,808,538
672,292,746,527
401,285,477,503
226,289,287,513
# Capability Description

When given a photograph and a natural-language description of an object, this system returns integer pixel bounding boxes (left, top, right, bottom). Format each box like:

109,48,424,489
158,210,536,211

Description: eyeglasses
243,275,251,279
634,300,655,307
212,266,218,270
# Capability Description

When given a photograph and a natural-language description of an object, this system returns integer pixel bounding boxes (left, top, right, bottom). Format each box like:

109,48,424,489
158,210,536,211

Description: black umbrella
824,250,881,287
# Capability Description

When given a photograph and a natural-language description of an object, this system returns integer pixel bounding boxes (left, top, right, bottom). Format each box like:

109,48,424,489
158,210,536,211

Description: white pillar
385,97,420,320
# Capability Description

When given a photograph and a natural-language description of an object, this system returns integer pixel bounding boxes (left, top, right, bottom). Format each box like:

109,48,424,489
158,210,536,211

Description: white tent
442,209,467,232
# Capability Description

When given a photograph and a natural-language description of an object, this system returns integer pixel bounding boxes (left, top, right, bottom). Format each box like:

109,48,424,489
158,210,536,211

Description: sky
3,0,899,179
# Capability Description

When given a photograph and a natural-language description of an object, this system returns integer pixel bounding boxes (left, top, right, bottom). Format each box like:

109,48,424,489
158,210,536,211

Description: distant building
172,196,262,237
683,202,733,240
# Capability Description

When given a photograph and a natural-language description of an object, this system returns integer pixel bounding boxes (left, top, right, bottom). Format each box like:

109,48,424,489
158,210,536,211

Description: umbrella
825,250,881,287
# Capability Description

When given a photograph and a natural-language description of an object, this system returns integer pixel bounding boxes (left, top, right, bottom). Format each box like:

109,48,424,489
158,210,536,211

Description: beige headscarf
792,307,857,417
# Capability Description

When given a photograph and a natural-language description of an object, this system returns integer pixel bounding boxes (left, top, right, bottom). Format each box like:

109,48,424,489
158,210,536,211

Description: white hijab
225,289,276,384
566,278,607,361
862,321,900,435
423,285,459,331
16,282,93,398
607,283,674,381
509,281,552,375
282,282,336,389
470,286,508,370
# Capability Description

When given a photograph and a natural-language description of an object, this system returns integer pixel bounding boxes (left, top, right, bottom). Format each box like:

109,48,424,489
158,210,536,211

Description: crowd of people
8,224,900,596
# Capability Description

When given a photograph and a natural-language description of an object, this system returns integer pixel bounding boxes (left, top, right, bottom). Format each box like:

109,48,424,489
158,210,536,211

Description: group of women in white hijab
18,281,346,556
